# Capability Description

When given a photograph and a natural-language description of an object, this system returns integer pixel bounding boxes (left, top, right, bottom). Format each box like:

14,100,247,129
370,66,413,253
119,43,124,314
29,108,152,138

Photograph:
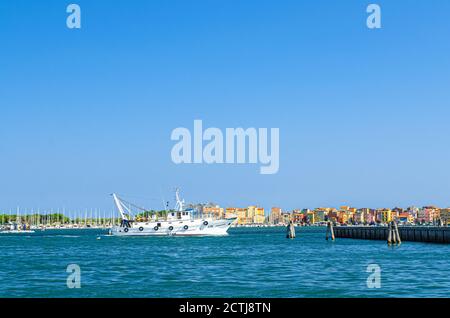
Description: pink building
418,206,440,223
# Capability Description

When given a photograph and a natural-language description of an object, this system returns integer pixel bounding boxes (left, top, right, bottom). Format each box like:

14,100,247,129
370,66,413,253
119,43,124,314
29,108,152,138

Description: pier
334,226,450,244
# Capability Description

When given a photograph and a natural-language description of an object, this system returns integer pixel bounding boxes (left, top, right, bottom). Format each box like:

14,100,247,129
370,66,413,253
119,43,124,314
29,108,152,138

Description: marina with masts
0,207,121,233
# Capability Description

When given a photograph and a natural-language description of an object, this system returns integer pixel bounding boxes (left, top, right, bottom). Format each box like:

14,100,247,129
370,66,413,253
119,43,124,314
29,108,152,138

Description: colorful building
203,206,224,219
225,207,238,219
291,210,304,224
269,207,282,224
398,212,414,224
253,207,265,224
281,212,292,224
313,209,327,223
440,208,450,225
228,206,265,225
407,206,419,220
228,204,447,226
234,208,248,225
376,209,392,223
355,208,370,224
418,206,440,224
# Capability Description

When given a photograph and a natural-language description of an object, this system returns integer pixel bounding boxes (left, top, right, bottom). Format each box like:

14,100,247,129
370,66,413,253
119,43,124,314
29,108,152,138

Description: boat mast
175,188,184,212
112,193,131,220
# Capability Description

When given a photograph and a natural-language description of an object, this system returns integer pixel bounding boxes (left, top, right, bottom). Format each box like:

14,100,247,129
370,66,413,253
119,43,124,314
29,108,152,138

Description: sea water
0,227,449,298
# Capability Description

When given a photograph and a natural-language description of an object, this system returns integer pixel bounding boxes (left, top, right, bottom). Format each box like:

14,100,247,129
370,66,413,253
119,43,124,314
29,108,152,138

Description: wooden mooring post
394,221,402,245
286,221,296,239
387,222,393,245
387,221,402,246
326,221,335,241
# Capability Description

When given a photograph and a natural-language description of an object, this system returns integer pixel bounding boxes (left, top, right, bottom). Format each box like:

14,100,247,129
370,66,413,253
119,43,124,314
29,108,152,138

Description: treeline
1,213,72,224
1,210,190,224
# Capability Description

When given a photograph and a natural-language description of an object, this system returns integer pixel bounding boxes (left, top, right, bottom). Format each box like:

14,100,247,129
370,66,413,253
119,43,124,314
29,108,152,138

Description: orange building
270,207,282,224
203,206,224,219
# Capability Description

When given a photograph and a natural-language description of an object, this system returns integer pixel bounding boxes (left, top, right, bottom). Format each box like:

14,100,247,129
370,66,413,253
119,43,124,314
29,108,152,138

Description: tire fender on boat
203,221,209,226
124,228,129,233
169,226,174,231
183,225,189,230
154,226,159,231
139,227,144,232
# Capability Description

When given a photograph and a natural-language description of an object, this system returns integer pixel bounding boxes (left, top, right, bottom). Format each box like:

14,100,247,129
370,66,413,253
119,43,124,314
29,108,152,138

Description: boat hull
110,218,236,237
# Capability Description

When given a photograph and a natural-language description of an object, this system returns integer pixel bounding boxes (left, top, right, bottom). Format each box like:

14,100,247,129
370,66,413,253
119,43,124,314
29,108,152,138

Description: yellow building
236,208,248,225
227,206,266,225
253,215,266,224
243,217,253,224
239,206,264,224
225,207,238,219
247,206,256,219
377,209,392,223
340,206,357,214
203,206,224,219
254,207,265,224
226,208,248,225
441,208,450,225
256,207,264,216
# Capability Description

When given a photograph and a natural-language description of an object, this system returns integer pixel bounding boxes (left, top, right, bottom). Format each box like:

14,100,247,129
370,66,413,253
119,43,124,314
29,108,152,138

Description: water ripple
0,228,449,297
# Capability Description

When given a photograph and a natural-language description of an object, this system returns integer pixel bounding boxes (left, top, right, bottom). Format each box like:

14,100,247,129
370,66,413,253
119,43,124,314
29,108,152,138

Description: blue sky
1,0,450,213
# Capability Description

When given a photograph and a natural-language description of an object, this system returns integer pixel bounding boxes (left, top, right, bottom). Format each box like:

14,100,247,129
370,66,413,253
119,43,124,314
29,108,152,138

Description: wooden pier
334,226,450,244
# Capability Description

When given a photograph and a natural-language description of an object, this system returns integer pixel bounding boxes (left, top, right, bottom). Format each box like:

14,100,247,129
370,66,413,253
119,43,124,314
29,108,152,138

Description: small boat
110,189,237,237
0,223,35,234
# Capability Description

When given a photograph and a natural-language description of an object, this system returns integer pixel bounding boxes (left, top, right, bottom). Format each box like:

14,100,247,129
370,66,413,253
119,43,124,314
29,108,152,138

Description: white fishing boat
110,189,237,236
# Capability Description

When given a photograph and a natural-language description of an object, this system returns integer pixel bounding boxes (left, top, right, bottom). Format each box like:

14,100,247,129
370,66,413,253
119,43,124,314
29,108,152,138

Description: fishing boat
110,189,237,236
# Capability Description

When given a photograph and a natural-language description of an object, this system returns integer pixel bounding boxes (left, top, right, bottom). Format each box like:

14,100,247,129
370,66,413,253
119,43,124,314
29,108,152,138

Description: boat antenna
159,188,167,212
174,188,185,212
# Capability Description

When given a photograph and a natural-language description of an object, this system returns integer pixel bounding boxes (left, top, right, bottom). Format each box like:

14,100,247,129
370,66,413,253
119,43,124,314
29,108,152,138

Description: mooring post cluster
286,221,296,239
387,220,402,246
326,221,335,241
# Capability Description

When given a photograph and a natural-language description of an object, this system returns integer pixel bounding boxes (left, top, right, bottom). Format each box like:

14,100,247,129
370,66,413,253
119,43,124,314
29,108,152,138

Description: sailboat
109,189,237,236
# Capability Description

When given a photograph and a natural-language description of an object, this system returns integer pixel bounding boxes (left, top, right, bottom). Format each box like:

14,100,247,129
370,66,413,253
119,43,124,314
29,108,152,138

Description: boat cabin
167,209,194,221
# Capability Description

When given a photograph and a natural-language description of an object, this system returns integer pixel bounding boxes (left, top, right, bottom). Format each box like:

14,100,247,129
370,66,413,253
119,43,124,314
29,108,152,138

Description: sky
1,0,450,214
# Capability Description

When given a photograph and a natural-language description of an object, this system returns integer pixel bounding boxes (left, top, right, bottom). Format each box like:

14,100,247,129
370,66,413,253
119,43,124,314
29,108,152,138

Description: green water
0,227,449,298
